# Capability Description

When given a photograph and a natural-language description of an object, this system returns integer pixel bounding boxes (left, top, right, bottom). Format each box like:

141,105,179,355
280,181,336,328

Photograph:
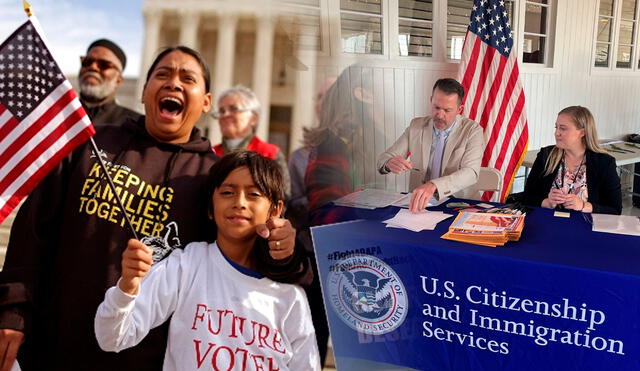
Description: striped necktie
430,132,446,180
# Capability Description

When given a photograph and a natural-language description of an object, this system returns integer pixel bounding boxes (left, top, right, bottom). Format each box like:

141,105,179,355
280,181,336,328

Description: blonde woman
523,106,621,214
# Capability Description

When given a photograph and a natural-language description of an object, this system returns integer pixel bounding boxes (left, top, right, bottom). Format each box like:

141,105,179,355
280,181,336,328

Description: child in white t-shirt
95,150,320,371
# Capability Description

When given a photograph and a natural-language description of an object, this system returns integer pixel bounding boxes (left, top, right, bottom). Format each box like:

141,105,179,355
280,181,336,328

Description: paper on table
383,209,452,232
390,194,449,208
592,214,640,236
333,188,408,209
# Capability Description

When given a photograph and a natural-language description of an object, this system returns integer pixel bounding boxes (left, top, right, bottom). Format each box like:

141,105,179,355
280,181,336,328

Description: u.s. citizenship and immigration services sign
327,254,408,335
312,218,640,371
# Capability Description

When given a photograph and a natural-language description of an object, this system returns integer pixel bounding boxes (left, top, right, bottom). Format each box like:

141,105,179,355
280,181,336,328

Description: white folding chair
466,167,503,202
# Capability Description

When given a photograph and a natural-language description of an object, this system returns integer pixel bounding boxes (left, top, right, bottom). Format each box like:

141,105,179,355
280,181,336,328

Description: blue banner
312,218,640,370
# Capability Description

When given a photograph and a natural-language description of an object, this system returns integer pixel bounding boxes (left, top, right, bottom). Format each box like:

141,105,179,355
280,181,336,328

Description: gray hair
217,84,262,117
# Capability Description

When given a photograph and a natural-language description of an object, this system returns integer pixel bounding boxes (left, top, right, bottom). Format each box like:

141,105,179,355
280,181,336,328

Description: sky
0,0,144,77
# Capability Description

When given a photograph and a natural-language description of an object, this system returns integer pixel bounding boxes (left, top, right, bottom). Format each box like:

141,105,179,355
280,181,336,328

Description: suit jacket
377,115,484,199
523,145,622,215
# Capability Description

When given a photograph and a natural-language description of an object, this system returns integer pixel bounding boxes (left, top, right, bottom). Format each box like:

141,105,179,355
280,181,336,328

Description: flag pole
88,139,140,240
22,1,140,240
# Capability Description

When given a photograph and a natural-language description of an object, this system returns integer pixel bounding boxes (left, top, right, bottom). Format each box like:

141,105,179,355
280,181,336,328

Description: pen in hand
403,153,420,172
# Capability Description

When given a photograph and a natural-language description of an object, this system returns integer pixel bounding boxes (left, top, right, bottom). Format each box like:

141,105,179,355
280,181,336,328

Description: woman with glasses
213,85,290,197
523,106,621,214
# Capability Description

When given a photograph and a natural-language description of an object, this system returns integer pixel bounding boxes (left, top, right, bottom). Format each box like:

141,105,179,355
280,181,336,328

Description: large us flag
457,0,529,202
0,18,94,224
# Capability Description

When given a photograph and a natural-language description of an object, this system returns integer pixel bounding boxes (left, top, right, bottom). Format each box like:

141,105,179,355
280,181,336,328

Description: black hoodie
0,116,304,370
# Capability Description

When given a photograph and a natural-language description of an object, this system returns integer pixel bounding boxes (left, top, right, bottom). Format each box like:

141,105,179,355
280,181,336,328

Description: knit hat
87,39,127,70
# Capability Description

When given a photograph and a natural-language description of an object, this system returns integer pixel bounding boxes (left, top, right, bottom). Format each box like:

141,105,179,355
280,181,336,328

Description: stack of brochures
441,211,525,247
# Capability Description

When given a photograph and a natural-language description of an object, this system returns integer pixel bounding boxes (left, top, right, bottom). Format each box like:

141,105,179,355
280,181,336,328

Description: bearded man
78,39,141,125
377,78,484,212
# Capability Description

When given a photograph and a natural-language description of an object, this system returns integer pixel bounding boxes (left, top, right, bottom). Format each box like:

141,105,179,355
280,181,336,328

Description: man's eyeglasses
213,105,252,119
80,56,121,72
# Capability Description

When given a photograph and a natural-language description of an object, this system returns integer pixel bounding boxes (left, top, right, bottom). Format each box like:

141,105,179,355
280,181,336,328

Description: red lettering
193,339,215,369
208,310,225,335
192,304,209,330
234,347,249,371
244,321,272,348
193,338,281,371
212,345,234,371
230,313,246,338
192,306,287,359
257,323,270,349
271,329,286,354
245,321,259,346
250,354,266,371
268,357,281,371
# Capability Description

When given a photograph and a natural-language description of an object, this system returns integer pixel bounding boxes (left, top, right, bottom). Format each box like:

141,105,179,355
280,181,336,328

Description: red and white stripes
458,31,529,201
0,81,94,222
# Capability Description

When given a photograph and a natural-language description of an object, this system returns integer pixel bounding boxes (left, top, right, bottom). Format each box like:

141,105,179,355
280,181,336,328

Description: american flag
0,18,94,224
457,0,529,202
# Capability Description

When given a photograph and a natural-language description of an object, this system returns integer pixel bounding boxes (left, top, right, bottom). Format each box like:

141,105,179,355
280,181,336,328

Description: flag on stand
0,17,94,224
457,0,529,202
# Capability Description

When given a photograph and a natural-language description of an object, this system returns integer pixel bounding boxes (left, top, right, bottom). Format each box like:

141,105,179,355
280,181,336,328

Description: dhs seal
327,254,408,335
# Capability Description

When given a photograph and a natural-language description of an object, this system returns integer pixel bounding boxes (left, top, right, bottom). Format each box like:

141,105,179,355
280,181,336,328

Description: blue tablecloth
311,200,640,370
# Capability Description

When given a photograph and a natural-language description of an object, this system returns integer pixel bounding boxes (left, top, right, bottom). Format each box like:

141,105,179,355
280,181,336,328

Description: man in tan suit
377,78,484,212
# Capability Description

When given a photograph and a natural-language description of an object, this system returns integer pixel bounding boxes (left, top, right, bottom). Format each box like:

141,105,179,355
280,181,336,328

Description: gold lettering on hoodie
78,162,174,237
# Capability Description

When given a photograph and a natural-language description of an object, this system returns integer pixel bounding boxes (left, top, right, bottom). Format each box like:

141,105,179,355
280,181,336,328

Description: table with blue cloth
310,199,640,371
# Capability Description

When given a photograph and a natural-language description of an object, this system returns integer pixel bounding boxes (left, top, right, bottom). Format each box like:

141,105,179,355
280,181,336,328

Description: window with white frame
617,0,638,68
448,1,542,63
275,0,556,64
398,0,434,57
595,0,616,67
522,0,552,64
396,0,553,65
594,0,640,69
447,0,474,60
397,0,517,60
340,0,384,54
274,0,323,51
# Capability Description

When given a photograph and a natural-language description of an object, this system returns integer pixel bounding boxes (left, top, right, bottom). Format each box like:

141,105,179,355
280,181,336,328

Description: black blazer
523,145,622,215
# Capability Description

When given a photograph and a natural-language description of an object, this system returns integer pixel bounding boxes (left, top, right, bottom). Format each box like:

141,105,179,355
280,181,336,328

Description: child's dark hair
207,150,285,216
207,151,305,283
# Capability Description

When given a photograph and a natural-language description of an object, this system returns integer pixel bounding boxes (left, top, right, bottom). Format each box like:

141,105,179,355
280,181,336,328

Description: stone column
252,16,275,141
289,53,315,155
179,10,200,49
136,8,162,112
209,13,239,144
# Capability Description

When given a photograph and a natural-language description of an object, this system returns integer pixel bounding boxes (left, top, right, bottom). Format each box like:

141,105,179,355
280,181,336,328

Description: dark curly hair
206,151,304,283
207,150,285,215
